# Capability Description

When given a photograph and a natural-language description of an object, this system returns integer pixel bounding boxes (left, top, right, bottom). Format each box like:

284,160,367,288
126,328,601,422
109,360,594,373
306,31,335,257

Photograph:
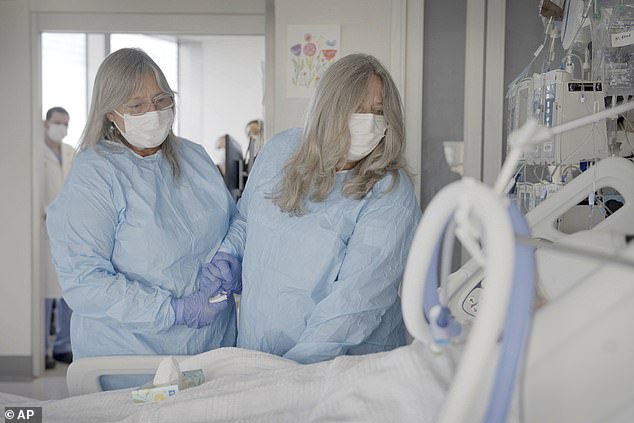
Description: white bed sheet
0,341,455,423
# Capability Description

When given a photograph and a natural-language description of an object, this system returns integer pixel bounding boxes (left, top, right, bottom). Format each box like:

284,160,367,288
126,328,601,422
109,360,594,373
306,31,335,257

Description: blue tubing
483,203,536,423
421,202,535,423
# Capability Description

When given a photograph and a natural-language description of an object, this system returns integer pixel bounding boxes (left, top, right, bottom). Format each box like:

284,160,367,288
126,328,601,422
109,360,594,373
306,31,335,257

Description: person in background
41,106,75,369
244,118,264,170
214,53,422,364
46,48,238,389
215,135,228,176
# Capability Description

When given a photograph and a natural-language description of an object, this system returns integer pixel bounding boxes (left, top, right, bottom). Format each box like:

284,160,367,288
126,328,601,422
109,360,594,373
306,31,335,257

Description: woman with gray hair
47,48,239,389
218,53,422,364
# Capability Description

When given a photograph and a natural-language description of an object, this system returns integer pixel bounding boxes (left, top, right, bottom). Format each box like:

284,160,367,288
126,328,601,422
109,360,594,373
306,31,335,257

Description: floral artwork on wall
287,24,340,98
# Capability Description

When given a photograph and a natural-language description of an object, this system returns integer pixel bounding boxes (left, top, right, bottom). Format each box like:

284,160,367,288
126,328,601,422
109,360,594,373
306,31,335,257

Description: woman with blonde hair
217,53,421,364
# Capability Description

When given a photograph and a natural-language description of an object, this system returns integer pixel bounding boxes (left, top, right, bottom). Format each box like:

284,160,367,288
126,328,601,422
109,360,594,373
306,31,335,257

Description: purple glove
171,278,228,329
201,252,242,295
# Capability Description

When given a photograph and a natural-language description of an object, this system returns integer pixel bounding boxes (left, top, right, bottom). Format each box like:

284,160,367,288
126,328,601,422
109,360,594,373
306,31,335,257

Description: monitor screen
223,134,245,201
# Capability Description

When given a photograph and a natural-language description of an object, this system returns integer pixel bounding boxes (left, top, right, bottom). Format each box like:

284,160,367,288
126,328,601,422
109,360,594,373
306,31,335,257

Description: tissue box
131,369,205,404
132,383,180,404
180,369,205,389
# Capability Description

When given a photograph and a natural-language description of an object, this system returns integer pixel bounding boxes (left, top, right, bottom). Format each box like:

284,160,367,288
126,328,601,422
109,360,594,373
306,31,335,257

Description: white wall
0,0,33,358
179,39,205,147
179,36,265,163
272,0,394,133
201,36,265,162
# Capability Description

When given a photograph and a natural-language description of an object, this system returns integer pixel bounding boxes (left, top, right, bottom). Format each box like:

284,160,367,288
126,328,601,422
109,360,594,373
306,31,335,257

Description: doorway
34,9,267,377
41,32,264,161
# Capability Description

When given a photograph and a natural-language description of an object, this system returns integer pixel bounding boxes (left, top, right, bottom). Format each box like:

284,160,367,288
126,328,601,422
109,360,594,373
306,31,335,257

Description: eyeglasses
121,93,174,116
355,106,384,115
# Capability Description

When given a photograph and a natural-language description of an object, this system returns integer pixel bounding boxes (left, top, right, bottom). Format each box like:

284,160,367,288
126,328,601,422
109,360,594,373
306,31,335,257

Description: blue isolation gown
47,138,238,369
221,128,422,364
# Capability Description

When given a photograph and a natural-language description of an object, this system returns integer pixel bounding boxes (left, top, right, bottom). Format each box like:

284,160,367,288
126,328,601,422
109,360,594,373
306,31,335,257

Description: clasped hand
171,277,228,329
201,251,242,295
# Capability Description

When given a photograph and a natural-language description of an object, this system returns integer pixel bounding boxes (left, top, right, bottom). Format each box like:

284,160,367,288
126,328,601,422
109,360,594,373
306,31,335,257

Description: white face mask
347,113,387,161
113,108,174,149
47,123,68,143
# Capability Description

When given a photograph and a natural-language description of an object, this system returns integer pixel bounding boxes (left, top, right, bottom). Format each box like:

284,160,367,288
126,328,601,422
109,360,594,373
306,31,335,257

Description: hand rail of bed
66,355,189,396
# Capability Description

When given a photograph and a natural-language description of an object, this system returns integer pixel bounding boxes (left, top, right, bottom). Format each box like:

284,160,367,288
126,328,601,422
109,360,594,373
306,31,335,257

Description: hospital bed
17,155,629,423
445,154,634,321
4,115,634,422
3,343,452,423
405,111,634,422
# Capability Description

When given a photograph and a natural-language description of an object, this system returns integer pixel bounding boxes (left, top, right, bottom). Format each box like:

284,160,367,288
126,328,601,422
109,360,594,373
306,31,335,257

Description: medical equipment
449,101,634,323
561,0,592,51
509,70,607,167
507,70,609,214
401,178,536,423
506,0,634,218
401,100,634,423
208,292,228,304
592,3,634,97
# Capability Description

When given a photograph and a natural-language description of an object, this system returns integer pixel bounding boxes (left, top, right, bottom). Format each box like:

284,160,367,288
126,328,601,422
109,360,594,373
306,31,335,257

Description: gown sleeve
217,206,247,259
217,132,277,259
46,155,175,333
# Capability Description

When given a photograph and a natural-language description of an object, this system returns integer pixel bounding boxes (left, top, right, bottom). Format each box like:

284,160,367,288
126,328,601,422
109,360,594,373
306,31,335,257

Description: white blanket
0,342,454,423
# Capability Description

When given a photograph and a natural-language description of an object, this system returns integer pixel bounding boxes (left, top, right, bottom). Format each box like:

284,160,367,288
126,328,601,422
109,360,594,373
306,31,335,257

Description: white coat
41,142,75,298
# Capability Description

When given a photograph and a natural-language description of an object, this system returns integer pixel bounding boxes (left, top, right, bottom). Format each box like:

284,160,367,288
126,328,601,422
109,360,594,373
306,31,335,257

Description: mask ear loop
111,109,128,137
106,120,123,143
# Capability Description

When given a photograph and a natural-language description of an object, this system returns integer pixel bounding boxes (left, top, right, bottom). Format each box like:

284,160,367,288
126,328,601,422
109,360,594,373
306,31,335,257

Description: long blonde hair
272,53,406,215
79,48,180,178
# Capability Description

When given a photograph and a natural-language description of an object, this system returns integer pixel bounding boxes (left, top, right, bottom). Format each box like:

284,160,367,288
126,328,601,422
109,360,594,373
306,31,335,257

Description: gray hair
272,53,407,215
79,48,180,178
